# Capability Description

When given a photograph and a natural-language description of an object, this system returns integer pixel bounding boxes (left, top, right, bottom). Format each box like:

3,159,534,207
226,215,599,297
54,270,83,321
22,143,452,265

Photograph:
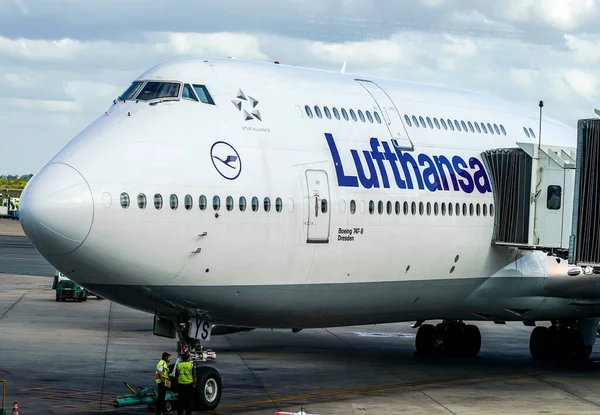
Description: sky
1,0,600,174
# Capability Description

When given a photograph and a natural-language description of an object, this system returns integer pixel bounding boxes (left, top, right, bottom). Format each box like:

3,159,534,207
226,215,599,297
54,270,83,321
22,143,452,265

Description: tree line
1,174,32,190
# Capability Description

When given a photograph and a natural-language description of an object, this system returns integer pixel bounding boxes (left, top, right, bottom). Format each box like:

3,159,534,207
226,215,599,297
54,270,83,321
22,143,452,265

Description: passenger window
441,202,446,216
469,203,474,216
213,195,220,211
374,112,382,124
490,203,494,216
461,120,468,131
369,200,375,215
119,81,144,101
434,202,439,216
154,194,163,210
404,114,412,126
474,122,481,133
324,106,331,119
305,105,313,118
199,195,207,210
137,193,147,209
468,121,474,132
366,111,373,123
426,117,433,128
378,201,383,215
350,200,356,214
454,120,461,131
529,128,536,138
494,124,501,135
226,196,234,211
487,123,494,134
456,203,460,216
434,118,440,129
341,108,349,121
426,202,431,216
462,203,467,216
321,199,328,214
483,203,487,216
404,201,408,215
411,202,416,216
448,202,453,216
419,116,426,128
192,85,215,104
547,185,562,210
500,125,507,135
276,197,283,212
476,203,480,216
182,84,198,101
252,197,259,212
239,196,247,211
136,82,181,101
419,202,424,216
170,194,178,210
358,110,365,122
412,115,419,127
441,119,447,130
481,123,488,134
448,119,455,131
395,201,400,215
264,197,271,212
120,192,130,209
350,109,357,121
314,106,322,119
333,107,340,120
184,194,193,210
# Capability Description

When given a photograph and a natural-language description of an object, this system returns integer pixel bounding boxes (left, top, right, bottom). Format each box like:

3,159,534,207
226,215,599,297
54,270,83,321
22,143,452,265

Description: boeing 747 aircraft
18,57,600,410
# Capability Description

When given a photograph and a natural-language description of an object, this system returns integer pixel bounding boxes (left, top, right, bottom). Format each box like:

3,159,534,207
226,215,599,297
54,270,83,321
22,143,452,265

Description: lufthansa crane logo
210,141,242,180
231,89,262,121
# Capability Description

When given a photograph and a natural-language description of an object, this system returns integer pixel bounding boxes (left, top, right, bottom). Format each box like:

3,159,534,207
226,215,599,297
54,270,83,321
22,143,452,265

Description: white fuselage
19,58,600,328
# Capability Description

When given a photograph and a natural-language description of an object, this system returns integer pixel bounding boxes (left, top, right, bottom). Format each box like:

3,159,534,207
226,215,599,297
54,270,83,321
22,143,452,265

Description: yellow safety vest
177,361,194,385
156,359,169,384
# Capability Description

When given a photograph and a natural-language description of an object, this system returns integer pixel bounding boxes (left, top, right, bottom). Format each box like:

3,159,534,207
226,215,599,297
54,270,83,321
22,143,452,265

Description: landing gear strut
169,319,222,411
529,320,595,361
415,321,481,357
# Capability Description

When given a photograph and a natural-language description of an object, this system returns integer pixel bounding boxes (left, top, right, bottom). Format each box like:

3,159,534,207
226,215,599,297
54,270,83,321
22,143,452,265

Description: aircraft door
305,169,331,243
356,79,414,150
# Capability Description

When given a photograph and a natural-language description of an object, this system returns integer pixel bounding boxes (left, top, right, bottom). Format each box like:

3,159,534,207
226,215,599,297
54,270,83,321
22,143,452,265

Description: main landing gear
415,320,481,357
169,319,222,411
529,319,598,361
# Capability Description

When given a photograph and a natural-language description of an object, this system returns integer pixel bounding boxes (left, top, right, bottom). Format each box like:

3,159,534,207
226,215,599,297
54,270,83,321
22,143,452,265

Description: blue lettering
452,156,474,194
469,157,492,193
352,150,379,188
325,133,490,194
325,133,359,187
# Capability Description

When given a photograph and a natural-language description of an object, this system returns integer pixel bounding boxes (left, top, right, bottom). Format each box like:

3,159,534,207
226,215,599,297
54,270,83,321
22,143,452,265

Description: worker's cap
183,351,191,359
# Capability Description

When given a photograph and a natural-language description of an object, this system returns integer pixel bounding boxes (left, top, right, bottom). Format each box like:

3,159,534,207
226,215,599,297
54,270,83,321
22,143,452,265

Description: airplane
18,56,600,410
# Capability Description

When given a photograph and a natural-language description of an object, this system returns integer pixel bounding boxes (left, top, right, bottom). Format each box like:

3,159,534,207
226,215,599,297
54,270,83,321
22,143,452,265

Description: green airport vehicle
52,271,104,302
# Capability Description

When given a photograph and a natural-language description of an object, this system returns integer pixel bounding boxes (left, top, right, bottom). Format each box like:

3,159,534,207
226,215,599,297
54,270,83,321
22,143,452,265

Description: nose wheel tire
194,366,222,411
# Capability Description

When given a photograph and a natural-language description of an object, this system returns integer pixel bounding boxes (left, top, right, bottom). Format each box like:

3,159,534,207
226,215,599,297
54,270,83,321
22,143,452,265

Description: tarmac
2,218,600,414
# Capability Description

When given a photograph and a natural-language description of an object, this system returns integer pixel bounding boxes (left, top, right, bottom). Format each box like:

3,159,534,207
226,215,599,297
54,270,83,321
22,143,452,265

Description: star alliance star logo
231,89,262,121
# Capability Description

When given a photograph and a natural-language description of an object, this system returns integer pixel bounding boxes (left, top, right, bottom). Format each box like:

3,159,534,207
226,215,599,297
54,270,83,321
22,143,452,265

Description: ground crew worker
155,352,171,415
176,351,197,415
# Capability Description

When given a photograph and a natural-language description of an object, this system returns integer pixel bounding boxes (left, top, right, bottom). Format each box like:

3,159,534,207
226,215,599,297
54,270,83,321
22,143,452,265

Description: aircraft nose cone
20,163,93,255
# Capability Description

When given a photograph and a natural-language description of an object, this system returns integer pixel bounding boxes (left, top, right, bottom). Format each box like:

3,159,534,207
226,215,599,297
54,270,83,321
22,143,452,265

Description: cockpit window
136,82,181,101
193,84,215,105
119,81,144,101
182,84,198,101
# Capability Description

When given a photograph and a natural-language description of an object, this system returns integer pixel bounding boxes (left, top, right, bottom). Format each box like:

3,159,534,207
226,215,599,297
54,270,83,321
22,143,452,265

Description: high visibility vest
156,359,169,384
177,361,194,385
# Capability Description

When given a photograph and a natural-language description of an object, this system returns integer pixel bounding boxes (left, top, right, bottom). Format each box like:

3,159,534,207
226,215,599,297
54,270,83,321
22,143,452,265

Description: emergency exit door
306,169,331,243
355,79,413,150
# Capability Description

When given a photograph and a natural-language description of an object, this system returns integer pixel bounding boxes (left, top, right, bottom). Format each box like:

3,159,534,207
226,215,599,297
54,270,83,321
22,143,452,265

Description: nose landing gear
415,321,481,358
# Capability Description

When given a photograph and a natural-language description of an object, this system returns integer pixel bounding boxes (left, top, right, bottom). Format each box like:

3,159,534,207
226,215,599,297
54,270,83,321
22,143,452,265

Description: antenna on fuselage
341,60,347,74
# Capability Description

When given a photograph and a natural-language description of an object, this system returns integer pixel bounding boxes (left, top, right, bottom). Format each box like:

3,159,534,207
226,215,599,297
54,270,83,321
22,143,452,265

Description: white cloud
564,69,598,100
564,34,600,63
497,0,596,30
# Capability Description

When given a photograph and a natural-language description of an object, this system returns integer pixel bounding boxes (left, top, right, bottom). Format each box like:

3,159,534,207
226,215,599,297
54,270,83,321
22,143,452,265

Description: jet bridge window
193,85,215,105
547,185,562,210
136,82,181,101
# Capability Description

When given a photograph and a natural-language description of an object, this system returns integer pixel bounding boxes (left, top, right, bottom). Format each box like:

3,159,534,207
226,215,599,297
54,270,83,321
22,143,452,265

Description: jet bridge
482,117,600,267
482,143,576,256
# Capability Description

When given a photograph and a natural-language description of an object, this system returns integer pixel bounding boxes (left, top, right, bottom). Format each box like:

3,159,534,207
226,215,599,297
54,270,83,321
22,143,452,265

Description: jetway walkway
482,117,600,267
